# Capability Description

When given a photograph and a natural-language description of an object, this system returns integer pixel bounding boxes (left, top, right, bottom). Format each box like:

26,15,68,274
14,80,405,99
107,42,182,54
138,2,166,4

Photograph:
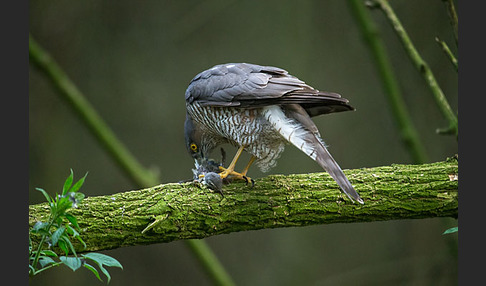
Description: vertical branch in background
370,0,458,136
347,0,428,164
442,0,458,47
437,0,458,73
435,37,458,72
29,34,235,286
29,35,159,188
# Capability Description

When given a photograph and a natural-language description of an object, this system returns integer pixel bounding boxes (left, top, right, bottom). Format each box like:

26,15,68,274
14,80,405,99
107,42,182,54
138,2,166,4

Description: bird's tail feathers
264,105,363,204
313,140,363,204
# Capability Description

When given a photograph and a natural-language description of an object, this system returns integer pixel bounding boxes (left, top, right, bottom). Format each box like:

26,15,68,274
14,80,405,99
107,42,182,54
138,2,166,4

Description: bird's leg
219,146,244,177
218,146,251,183
240,156,255,176
240,156,256,186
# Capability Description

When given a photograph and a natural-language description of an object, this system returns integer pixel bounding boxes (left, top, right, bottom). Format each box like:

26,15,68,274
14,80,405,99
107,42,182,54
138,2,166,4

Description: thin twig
371,0,458,136
435,37,458,72
187,240,236,286
442,0,458,47
347,0,428,164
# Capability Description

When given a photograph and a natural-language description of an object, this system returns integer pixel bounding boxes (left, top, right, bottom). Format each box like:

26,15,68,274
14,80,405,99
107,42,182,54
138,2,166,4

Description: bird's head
184,114,204,163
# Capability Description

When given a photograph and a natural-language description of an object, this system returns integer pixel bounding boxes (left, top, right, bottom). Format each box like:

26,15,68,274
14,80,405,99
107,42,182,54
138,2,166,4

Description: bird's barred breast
187,103,286,172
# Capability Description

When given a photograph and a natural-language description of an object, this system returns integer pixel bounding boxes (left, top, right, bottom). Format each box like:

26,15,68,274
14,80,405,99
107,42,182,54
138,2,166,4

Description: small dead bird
190,148,227,196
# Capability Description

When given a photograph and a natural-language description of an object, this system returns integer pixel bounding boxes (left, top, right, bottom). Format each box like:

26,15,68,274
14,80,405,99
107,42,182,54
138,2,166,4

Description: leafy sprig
442,226,458,235
29,170,123,283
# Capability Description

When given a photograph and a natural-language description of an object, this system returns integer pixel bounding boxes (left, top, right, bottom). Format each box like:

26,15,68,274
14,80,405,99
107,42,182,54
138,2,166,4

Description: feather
263,105,363,204
186,63,354,117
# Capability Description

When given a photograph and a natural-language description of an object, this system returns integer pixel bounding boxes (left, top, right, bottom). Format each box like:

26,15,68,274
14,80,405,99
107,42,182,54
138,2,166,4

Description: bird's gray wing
185,63,354,115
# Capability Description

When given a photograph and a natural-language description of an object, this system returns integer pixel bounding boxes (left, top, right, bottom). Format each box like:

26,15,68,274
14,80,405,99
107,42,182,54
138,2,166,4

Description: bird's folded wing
185,63,353,115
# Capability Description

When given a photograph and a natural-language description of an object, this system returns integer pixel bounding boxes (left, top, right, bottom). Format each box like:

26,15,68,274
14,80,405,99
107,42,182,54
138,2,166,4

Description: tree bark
29,158,458,254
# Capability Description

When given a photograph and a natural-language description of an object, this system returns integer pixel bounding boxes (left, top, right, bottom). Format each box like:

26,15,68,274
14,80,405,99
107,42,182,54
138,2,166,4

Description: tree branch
370,0,458,136
29,159,458,254
29,34,159,188
435,37,458,72
347,0,428,164
442,0,458,47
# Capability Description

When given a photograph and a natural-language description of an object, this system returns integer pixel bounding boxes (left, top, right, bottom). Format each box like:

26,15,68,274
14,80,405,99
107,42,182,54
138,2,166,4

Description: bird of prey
184,63,363,204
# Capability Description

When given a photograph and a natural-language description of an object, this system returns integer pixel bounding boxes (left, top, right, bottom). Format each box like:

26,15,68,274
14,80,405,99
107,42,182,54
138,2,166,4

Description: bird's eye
190,143,198,152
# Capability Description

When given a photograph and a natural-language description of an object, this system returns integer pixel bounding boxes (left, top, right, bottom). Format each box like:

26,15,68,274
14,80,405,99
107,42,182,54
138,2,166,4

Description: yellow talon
217,146,256,186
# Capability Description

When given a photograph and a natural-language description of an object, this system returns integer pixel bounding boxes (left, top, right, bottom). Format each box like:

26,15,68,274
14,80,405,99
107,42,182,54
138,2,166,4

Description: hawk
184,63,363,204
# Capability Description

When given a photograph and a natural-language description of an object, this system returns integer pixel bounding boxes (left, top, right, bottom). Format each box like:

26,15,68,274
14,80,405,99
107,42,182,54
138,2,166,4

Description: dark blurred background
29,0,458,285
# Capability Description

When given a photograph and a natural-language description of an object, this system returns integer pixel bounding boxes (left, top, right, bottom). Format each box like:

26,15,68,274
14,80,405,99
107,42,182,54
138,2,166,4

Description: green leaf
39,256,56,268
64,213,80,230
62,169,74,196
51,226,65,247
65,225,86,249
32,228,50,237
442,226,458,235
57,239,69,256
75,235,87,250
99,264,111,284
32,221,49,233
84,263,102,282
65,225,87,249
82,252,123,284
66,225,80,237
40,250,58,257
59,235,77,256
60,256,82,271
70,172,88,193
74,192,85,202
56,196,72,214
36,188,52,204
82,253,123,269
53,215,64,227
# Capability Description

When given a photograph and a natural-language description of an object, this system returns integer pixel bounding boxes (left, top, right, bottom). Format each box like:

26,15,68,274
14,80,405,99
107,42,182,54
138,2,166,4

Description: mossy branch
29,159,458,254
